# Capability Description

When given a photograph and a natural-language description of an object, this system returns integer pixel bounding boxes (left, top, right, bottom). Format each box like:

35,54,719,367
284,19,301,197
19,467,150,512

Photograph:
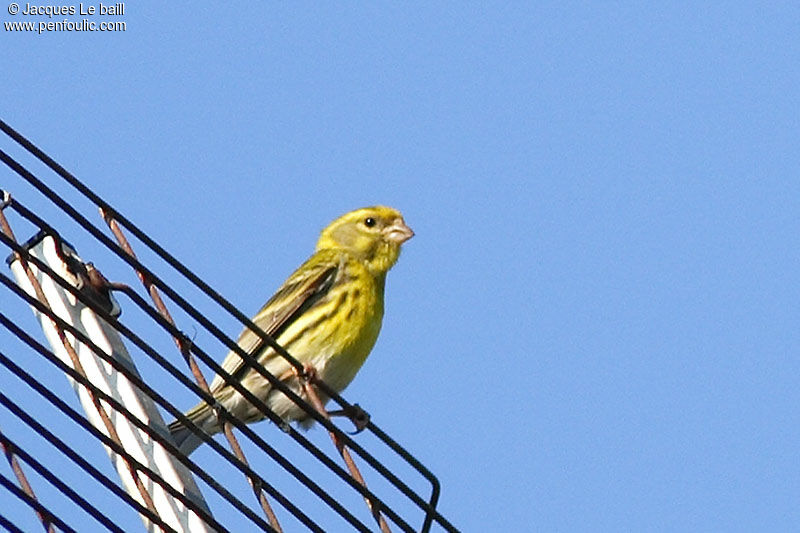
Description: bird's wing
211,253,340,391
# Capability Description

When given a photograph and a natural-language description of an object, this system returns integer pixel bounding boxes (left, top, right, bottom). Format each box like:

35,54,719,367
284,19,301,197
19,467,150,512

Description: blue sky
2,3,799,531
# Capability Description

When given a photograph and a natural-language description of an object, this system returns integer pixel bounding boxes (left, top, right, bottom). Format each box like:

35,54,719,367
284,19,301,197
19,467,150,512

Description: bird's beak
384,219,414,244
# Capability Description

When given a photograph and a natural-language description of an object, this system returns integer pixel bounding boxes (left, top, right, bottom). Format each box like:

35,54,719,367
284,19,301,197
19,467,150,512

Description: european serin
168,206,413,455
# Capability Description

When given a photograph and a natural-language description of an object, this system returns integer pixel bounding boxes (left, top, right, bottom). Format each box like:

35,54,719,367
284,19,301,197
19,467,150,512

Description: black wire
0,377,183,533
1,187,435,533
0,282,314,533
0,470,77,533
0,224,411,533
0,511,26,533
1,157,412,525
0,431,126,533
4,185,426,533
0,290,280,533
0,322,284,533
0,128,445,510
0,244,370,533
0,119,459,532
0,340,253,533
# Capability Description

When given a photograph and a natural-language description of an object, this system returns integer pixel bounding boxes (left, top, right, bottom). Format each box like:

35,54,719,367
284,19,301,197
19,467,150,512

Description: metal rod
0,118,459,531
0,240,342,533
4,191,422,530
101,211,283,533
0,205,164,529
0,437,56,533
301,374,392,533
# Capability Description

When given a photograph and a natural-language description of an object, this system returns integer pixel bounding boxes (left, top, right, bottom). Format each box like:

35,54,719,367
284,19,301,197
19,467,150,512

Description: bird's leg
294,363,321,406
299,363,318,384
295,364,370,433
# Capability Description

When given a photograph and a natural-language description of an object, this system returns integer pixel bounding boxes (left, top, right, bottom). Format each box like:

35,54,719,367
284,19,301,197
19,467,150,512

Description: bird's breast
275,268,384,393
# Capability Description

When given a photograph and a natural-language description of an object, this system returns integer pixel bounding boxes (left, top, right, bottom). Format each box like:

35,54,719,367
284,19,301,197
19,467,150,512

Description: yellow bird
168,206,414,455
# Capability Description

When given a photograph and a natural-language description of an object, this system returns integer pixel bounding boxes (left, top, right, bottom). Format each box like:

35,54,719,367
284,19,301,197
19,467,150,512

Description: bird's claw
300,363,319,383
329,403,370,434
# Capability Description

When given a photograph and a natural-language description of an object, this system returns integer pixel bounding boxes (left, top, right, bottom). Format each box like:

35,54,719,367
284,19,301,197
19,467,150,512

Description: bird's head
316,206,414,274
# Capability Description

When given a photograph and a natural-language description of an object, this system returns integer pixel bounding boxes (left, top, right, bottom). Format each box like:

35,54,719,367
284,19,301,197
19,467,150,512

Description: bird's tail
168,401,219,456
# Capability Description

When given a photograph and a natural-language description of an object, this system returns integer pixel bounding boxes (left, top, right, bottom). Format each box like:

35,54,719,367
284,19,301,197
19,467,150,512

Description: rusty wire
0,118,459,532
2,170,424,532
0,299,262,533
0,284,210,533
301,373,392,533
0,470,75,533
102,211,284,532
0,195,398,533
1,192,56,533
0,201,165,531
0,435,56,533
1,202,376,531
0,230,317,533
98,197,410,531
0,425,127,533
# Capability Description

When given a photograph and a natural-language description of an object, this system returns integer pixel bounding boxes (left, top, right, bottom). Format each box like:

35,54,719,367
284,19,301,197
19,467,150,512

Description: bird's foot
295,364,369,433
300,363,319,383
329,403,370,434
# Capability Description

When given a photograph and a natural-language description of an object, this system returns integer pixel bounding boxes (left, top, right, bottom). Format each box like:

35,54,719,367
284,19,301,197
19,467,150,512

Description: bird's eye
364,217,376,228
